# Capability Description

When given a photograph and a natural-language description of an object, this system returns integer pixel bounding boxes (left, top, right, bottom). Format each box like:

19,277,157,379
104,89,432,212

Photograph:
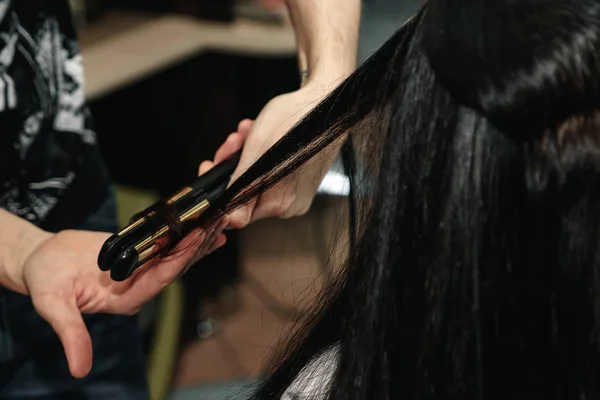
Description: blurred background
69,0,414,398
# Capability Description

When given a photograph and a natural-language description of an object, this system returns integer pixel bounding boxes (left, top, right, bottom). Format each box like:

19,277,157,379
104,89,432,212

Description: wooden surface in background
79,11,296,101
100,0,234,20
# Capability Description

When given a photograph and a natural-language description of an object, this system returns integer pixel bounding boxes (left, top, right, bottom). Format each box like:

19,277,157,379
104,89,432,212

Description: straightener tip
98,234,120,271
109,247,140,282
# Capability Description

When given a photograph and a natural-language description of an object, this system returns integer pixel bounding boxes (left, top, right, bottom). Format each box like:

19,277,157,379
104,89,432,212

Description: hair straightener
98,151,242,282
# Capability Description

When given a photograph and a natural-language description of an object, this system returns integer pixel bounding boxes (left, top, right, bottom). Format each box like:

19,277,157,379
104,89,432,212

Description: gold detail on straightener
117,186,192,237
179,200,210,223
134,225,169,254
117,215,146,236
133,199,211,257
138,246,156,263
167,186,192,204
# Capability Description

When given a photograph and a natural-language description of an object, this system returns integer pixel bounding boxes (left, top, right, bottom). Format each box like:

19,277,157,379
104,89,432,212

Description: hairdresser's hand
200,83,343,227
16,221,226,379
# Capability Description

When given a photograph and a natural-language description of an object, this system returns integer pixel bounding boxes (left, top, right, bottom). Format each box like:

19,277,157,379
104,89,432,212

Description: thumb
222,120,260,228
34,295,92,378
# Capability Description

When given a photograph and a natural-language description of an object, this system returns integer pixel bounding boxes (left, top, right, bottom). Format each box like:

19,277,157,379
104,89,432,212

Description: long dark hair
166,0,600,398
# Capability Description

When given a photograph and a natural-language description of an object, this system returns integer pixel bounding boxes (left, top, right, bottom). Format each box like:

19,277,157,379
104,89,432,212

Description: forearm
0,208,50,294
284,0,361,86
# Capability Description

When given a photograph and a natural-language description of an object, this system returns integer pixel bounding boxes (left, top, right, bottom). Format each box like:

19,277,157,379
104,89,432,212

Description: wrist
286,0,360,88
300,57,356,88
0,209,52,294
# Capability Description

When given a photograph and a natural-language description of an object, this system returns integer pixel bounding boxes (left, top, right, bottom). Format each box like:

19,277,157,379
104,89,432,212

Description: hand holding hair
200,82,346,228
197,0,358,228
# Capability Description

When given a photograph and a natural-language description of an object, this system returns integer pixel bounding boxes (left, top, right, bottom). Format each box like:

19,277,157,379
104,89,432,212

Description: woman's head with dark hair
151,0,600,398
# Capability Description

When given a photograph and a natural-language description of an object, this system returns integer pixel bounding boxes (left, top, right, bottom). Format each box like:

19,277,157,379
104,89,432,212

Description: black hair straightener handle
97,151,242,282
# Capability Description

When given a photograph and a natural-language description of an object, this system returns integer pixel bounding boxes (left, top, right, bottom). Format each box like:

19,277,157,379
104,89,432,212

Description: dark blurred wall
90,52,298,196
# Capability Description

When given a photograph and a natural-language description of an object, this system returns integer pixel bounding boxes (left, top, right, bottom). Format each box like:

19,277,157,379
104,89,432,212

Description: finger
214,133,245,164
177,230,219,275
192,233,227,264
156,227,213,280
188,220,229,265
34,295,92,379
198,160,214,176
111,239,203,312
218,119,255,176
220,119,257,227
178,233,227,278
188,223,221,263
236,177,296,223
237,119,254,137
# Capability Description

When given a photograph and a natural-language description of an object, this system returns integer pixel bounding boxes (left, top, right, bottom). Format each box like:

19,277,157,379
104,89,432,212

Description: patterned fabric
0,0,108,229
